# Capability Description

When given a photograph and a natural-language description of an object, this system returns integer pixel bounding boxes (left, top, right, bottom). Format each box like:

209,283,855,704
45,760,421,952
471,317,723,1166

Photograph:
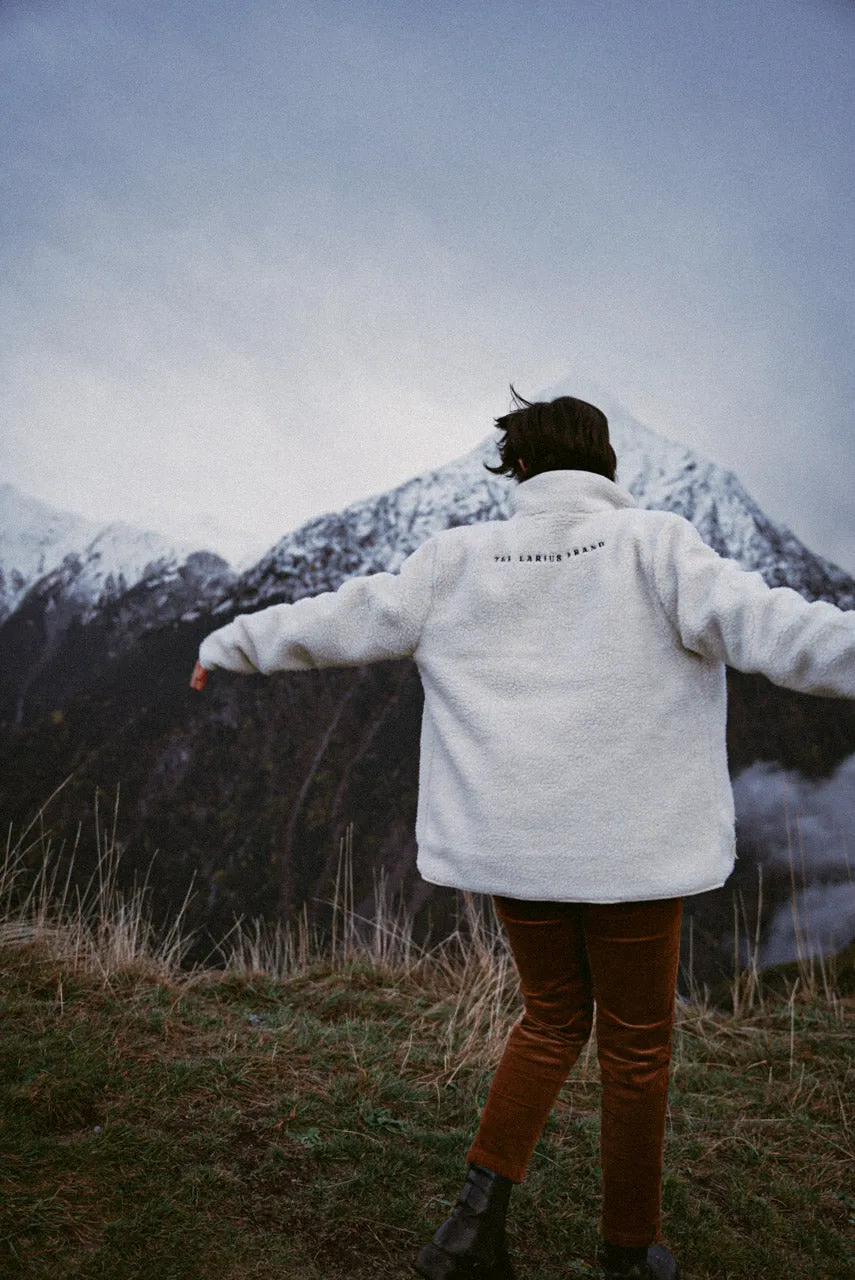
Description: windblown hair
484,387,617,484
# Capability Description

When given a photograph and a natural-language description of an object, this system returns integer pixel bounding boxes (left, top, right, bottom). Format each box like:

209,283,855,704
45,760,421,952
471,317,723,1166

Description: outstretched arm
651,513,855,699
190,536,437,682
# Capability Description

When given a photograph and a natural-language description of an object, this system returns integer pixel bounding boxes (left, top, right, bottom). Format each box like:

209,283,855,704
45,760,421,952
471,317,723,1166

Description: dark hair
484,386,617,484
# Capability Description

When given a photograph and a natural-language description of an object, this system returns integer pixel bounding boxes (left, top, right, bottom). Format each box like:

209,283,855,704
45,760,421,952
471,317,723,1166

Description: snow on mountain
605,400,854,604
0,482,230,624
0,484,100,622
203,398,855,621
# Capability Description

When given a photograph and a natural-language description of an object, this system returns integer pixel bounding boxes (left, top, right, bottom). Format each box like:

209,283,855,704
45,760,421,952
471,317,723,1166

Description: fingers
190,660,208,691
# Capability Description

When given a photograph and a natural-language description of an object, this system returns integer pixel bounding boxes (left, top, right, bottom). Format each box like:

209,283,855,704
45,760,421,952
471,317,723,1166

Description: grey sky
1,0,853,571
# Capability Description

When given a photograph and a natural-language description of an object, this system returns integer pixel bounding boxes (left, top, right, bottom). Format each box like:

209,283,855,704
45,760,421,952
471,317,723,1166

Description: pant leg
584,896,683,1248
465,896,595,1183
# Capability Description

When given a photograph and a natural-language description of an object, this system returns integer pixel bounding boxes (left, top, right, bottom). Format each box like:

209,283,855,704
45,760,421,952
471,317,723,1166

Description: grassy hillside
1,804,854,1279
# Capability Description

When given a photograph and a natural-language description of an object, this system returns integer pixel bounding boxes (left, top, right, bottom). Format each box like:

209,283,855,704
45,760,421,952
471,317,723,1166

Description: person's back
410,470,739,902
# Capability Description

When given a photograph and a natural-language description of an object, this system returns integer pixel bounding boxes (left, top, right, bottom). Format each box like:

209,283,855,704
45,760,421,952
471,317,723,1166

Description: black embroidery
493,541,605,564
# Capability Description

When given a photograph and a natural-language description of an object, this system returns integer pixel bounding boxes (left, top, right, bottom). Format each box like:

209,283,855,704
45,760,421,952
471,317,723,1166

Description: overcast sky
1,0,853,571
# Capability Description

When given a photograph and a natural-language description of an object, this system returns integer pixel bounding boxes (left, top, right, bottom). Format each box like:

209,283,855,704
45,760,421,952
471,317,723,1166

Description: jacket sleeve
198,536,437,675
650,513,855,699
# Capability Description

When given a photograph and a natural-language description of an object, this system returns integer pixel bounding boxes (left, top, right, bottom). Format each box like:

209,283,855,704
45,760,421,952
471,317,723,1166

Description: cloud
758,880,855,969
733,755,855,876
732,755,855,966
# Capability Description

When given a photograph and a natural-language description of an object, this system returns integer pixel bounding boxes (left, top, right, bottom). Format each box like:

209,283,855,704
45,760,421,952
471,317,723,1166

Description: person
190,389,855,1280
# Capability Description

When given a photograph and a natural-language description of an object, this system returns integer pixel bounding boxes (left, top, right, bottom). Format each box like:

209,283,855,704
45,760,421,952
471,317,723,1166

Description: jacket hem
415,865,734,903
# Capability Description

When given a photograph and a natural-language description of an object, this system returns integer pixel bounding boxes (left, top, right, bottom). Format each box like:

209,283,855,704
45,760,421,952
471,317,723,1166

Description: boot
412,1163,518,1279
598,1240,681,1279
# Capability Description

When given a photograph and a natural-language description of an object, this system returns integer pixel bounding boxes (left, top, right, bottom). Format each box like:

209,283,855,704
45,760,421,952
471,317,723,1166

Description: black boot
413,1163,518,1279
598,1240,681,1279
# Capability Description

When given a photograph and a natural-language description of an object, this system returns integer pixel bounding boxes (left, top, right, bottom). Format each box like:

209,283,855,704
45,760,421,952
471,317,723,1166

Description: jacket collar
509,469,637,518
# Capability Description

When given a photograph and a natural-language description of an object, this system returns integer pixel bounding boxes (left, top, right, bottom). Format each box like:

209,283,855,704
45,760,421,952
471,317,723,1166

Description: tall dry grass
1,779,852,1081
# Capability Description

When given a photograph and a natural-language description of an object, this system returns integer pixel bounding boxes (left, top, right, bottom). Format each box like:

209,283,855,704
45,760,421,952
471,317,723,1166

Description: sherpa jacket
198,469,855,903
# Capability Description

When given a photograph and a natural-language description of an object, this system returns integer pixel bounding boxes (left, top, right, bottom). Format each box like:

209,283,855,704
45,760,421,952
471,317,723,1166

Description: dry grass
3,781,852,1059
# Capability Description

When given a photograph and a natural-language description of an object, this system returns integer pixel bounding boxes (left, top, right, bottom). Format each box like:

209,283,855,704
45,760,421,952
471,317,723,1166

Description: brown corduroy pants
465,893,684,1248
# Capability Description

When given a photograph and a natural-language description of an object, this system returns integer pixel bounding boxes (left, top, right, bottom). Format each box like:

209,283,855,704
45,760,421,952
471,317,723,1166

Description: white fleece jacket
198,469,855,903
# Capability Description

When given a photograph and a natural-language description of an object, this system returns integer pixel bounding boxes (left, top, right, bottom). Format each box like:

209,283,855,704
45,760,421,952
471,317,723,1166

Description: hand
189,660,208,691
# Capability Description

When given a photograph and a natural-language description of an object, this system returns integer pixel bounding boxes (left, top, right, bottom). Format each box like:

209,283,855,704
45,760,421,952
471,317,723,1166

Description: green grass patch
1,941,854,1278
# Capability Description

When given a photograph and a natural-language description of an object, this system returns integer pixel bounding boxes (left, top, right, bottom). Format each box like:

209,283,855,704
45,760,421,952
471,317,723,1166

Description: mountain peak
0,481,227,623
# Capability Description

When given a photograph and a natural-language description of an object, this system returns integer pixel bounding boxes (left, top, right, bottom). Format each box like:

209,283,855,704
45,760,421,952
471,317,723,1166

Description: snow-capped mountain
0,482,229,625
8,394,852,636
0,484,100,623
606,400,854,603
201,397,854,621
